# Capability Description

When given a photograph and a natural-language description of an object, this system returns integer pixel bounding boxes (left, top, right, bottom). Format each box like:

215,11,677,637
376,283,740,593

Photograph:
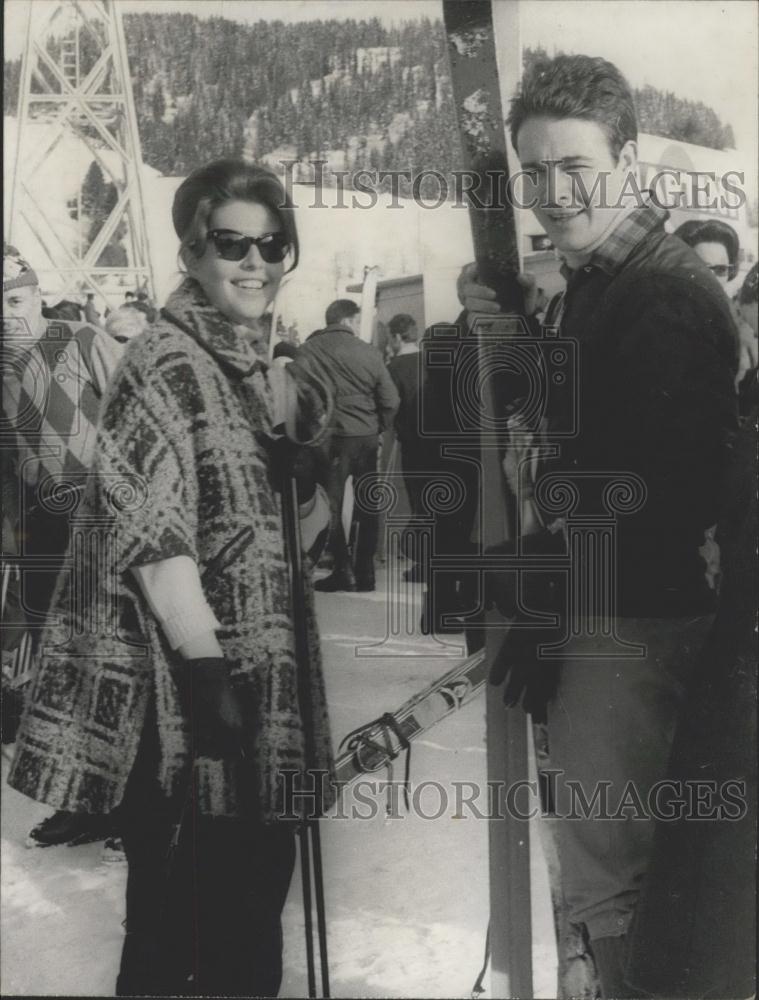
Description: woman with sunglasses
673,219,756,388
9,159,335,997
673,218,740,288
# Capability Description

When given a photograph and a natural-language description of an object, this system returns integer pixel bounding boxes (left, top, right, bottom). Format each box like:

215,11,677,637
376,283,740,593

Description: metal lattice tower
8,0,155,308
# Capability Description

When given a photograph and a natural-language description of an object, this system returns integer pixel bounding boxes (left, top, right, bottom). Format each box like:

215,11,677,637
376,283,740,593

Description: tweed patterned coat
9,280,335,821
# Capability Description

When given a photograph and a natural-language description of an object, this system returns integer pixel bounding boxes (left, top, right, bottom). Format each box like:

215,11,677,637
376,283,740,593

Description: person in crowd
83,292,101,326
123,290,135,304
105,304,150,344
457,54,738,997
673,218,754,384
134,289,157,323
387,312,418,359
673,218,739,288
386,314,425,581
736,260,758,336
2,243,123,847
8,160,334,998
734,262,758,412
297,298,399,592
122,292,154,324
41,297,84,321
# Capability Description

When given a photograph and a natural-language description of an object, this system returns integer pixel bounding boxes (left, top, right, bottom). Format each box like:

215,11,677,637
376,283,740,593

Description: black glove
485,531,566,723
489,623,560,724
171,658,248,760
257,433,325,505
290,442,322,504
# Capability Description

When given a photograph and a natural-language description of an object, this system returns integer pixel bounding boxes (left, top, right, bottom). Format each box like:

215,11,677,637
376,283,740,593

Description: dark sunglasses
207,229,290,264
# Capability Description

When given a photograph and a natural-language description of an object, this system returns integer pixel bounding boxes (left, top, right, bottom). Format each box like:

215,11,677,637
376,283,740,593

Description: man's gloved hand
456,262,545,317
489,624,560,725
171,657,248,760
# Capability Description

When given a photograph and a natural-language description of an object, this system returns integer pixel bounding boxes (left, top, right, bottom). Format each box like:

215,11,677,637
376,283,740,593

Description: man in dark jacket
459,55,739,997
387,314,426,582
387,316,422,501
297,299,399,591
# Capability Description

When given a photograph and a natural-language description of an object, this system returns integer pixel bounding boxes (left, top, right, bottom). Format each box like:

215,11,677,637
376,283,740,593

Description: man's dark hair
674,219,740,267
388,313,418,341
124,291,135,300
136,291,148,301
508,54,637,160
325,299,360,326
86,293,95,300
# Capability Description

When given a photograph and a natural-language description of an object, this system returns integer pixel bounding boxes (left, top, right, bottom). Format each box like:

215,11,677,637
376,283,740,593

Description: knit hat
3,244,39,293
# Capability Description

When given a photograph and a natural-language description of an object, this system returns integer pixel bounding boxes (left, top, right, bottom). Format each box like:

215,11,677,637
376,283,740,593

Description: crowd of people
1,48,756,1000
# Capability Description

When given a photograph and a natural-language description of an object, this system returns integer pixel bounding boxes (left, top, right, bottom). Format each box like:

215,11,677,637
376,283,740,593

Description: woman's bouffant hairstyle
508,54,638,161
172,159,299,273
674,219,740,273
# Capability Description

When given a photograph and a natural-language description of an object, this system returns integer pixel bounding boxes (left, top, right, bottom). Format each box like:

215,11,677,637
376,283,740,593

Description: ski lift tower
7,0,155,309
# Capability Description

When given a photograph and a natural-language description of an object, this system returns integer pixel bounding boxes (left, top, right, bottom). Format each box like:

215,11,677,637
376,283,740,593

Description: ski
334,648,487,787
441,4,600,996
441,2,533,996
358,265,380,345
442,0,522,313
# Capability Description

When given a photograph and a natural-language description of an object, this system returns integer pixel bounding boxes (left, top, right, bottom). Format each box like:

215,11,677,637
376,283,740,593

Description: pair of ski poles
223,472,333,1000
167,498,330,998
281,460,331,999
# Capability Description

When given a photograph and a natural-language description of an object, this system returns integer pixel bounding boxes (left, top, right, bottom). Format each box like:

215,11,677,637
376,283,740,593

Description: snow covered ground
1,566,558,998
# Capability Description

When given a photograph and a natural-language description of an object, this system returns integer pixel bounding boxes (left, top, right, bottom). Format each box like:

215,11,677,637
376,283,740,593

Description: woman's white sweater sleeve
131,554,221,650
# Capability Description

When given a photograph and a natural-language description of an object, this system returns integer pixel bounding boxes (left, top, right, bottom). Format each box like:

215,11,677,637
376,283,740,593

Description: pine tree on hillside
81,162,108,222
151,84,166,122
4,13,738,182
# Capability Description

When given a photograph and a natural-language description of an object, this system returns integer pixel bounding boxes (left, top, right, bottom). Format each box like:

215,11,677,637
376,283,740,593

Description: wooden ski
358,265,380,344
442,0,523,313
334,648,487,787
442,2,532,996
442,3,600,996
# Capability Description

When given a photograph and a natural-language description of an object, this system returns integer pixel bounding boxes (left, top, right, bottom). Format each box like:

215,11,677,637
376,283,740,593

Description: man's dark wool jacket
550,214,738,616
425,206,739,619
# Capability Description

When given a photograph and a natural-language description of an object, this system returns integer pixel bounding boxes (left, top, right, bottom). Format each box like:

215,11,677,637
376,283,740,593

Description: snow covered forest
3,11,737,193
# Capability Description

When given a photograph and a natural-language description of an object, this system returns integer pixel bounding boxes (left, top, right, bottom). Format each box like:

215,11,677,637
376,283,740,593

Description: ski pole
299,823,317,998
281,462,331,999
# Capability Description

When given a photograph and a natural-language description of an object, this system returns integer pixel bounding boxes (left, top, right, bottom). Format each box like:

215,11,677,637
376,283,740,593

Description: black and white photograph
2,1,757,997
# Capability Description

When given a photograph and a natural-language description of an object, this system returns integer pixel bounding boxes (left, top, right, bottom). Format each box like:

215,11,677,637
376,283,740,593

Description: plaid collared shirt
559,194,669,283
548,195,669,329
